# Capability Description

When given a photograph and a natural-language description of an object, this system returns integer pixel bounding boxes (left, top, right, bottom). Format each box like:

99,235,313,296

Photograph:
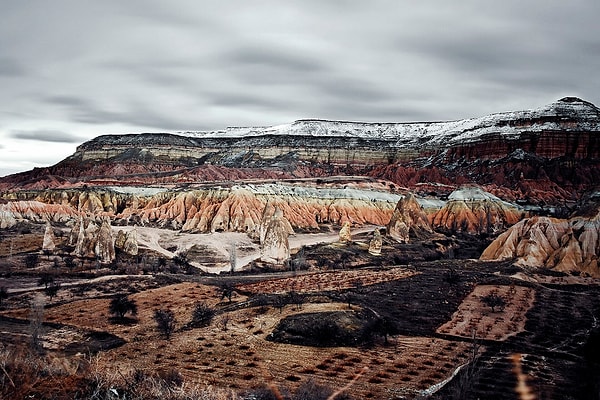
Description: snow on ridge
179,98,600,144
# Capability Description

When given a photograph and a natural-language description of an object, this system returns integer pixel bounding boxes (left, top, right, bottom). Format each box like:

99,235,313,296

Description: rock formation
42,221,56,253
0,200,80,228
339,221,352,244
68,217,83,246
2,97,599,210
113,184,395,233
69,217,117,262
258,203,276,245
387,193,432,243
0,206,18,229
115,228,138,256
73,219,98,258
481,215,600,277
95,218,115,263
430,187,524,234
115,229,128,250
368,229,382,256
261,208,293,264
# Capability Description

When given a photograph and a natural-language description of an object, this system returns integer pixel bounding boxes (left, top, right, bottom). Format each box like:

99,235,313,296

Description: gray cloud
0,1,598,175
0,58,27,77
10,129,82,143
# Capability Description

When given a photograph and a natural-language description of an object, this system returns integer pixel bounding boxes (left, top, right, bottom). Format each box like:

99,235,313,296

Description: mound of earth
268,310,374,347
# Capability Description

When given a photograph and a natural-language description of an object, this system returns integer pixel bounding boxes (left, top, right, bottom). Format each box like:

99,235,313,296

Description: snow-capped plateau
179,97,600,146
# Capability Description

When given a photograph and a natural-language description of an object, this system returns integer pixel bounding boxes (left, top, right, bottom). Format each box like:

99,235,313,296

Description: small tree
288,291,306,310
25,254,39,269
0,286,8,307
154,309,176,339
189,302,216,328
172,251,189,267
273,294,288,313
109,294,138,320
219,282,235,303
44,282,61,301
444,268,461,284
481,293,506,312
64,256,77,271
38,273,55,289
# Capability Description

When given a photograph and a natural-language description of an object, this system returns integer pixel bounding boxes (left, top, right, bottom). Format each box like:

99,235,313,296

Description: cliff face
0,183,398,233
1,98,599,207
118,184,397,233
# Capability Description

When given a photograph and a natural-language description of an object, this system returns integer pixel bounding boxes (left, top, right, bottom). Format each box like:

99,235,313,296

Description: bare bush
109,293,138,320
154,309,177,339
189,302,216,328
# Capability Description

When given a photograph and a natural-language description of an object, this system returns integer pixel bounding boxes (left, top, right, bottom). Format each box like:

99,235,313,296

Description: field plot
1,255,599,399
236,267,417,294
437,285,535,341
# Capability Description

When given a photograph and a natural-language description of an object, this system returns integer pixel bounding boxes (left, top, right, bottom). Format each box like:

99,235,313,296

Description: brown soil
1,247,599,399
437,285,535,341
236,267,417,294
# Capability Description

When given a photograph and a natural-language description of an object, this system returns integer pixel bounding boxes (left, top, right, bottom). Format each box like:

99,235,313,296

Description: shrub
189,302,216,328
109,294,138,320
37,273,54,288
481,293,507,312
24,254,39,269
0,286,8,306
154,309,177,339
44,282,61,301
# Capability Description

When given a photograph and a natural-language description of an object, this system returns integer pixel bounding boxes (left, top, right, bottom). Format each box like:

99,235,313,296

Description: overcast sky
1,1,599,177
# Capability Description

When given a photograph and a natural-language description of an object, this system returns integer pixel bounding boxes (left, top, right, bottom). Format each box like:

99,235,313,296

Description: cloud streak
10,130,83,143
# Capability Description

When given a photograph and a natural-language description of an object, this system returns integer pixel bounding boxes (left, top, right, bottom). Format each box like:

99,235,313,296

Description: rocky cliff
2,97,599,208
0,182,399,233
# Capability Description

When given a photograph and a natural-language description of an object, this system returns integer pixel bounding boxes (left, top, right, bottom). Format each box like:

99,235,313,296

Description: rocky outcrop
430,187,524,234
42,221,56,253
339,221,352,244
73,219,98,258
0,200,80,228
116,184,396,233
95,218,115,263
481,215,600,277
261,208,293,264
368,229,382,255
387,193,432,243
115,228,138,256
1,184,398,234
69,217,117,262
